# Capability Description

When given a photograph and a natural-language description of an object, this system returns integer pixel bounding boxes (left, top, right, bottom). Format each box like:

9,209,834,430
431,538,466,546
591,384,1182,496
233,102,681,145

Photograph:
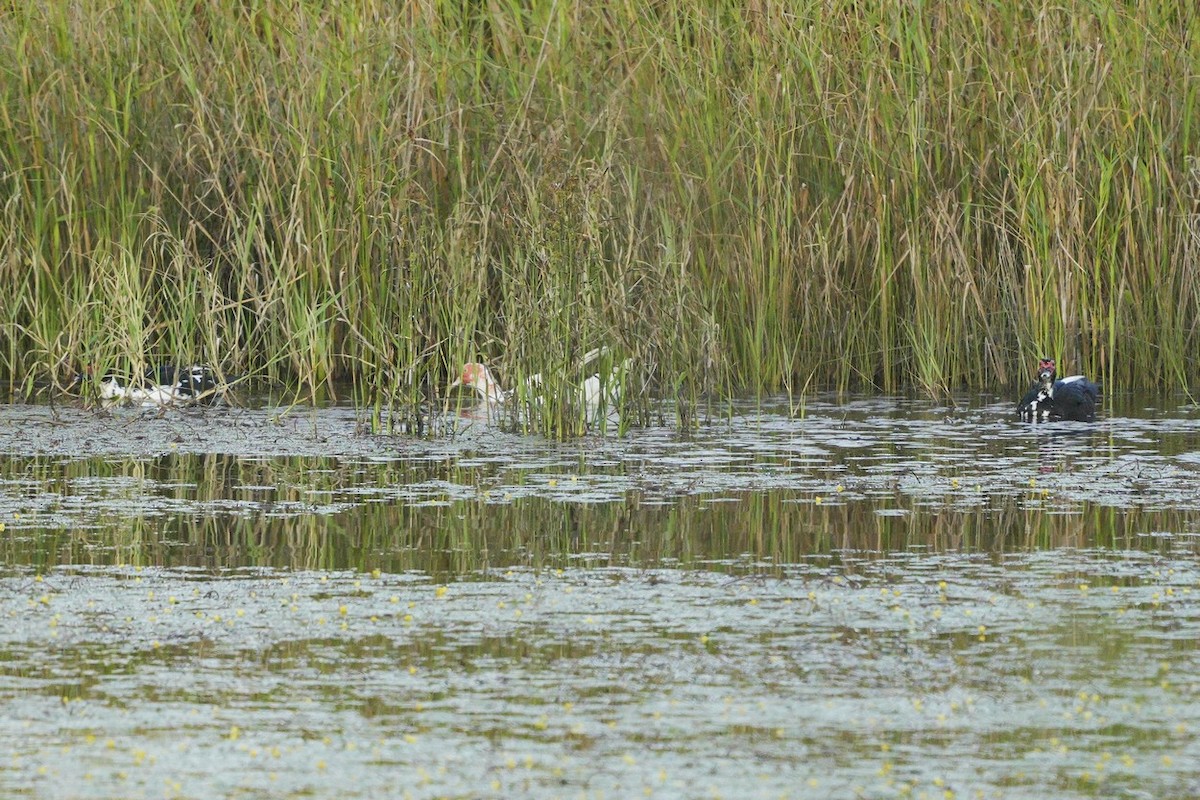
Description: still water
2,394,1200,799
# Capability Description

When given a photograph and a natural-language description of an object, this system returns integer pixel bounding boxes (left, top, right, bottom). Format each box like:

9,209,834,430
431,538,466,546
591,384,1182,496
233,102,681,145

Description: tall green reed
0,0,1196,425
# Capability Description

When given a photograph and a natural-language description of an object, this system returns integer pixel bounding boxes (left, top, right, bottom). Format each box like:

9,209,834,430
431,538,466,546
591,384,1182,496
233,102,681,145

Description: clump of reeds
0,1,1196,429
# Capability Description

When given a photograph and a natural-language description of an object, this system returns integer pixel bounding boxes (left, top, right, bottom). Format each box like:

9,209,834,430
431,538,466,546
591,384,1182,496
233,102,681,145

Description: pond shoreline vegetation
1,1,1196,430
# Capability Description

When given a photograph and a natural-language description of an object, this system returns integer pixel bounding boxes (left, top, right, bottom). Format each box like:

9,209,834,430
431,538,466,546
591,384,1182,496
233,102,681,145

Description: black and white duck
1017,357,1100,422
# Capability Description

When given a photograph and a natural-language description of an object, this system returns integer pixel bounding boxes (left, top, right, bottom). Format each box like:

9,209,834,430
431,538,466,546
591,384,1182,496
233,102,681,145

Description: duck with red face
447,351,626,425
1017,358,1100,422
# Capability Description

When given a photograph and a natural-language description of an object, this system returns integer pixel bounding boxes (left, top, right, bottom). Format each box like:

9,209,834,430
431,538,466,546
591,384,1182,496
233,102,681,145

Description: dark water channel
2,394,1200,799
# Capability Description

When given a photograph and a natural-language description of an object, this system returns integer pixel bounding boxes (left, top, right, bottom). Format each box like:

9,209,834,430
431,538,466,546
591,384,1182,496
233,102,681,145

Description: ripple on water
5,396,1200,509
0,555,1198,799
3,396,1200,797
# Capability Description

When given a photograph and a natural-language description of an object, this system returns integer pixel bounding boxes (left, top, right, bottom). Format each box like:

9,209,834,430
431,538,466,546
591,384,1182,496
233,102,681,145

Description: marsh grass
0,1,1197,428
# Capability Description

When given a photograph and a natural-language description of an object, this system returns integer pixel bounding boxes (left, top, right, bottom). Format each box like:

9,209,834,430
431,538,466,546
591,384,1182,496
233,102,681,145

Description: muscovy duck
448,362,507,404
1016,358,1100,421
447,349,625,423
98,365,223,407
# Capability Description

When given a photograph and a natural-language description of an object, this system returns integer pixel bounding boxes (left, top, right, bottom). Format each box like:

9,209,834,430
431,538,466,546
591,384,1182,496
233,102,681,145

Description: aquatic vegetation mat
2,554,1199,800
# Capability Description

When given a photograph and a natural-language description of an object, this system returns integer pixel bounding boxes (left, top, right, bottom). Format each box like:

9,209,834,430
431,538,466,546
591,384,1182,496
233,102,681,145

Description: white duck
447,349,626,423
447,362,508,404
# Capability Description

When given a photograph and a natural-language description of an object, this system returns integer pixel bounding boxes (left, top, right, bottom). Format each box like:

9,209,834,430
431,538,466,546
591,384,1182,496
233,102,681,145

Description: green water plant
0,0,1196,426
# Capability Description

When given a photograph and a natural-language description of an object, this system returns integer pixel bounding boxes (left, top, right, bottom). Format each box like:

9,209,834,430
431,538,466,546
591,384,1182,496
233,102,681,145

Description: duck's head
1037,357,1057,385
449,362,503,402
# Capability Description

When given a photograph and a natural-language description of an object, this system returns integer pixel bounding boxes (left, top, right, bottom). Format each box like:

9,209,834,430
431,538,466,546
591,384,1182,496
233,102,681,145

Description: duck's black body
146,365,219,398
1017,358,1100,422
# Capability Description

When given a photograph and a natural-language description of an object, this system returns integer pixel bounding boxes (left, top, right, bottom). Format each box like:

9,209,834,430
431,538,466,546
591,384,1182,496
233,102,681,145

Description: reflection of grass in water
7,483,1199,575
2,3,1197,420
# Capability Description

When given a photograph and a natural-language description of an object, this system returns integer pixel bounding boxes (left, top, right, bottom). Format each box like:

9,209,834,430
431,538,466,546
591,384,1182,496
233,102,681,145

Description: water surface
2,394,1200,798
